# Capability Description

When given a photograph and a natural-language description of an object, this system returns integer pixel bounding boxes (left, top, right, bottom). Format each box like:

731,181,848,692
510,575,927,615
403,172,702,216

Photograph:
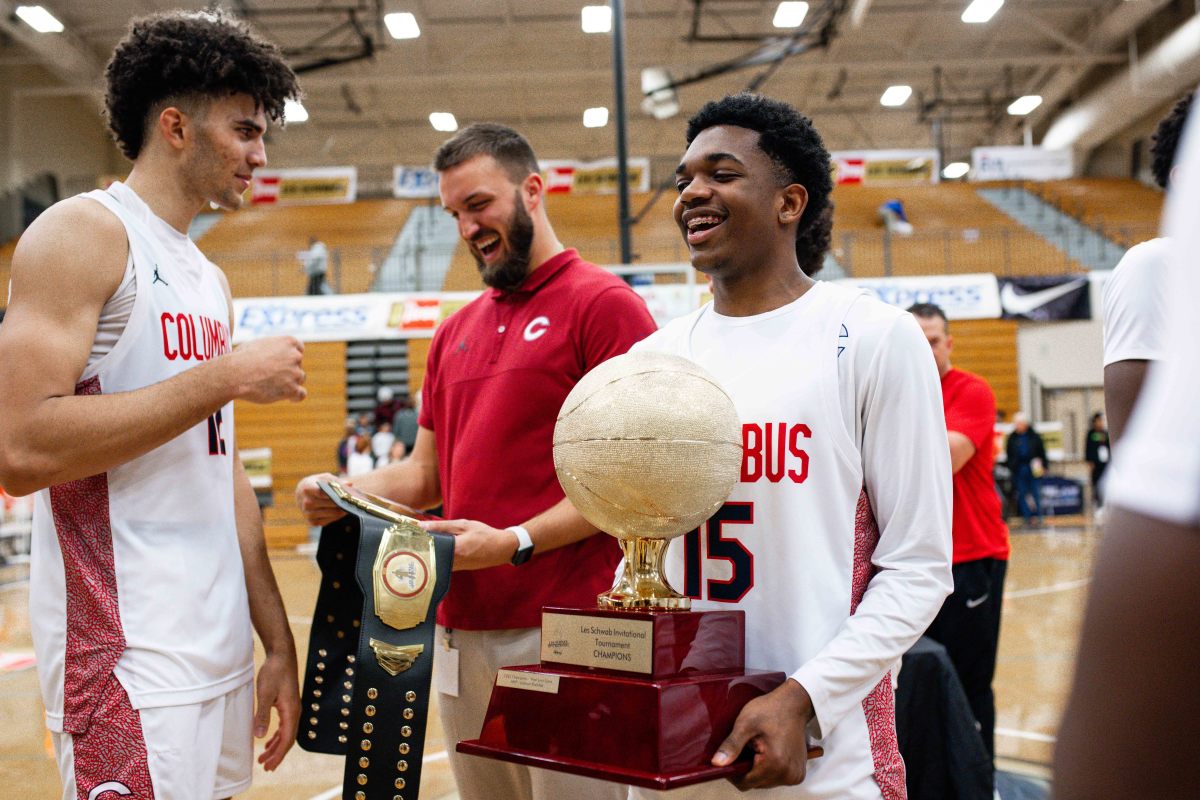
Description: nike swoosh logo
965,593,990,609
88,782,132,800
1000,279,1087,316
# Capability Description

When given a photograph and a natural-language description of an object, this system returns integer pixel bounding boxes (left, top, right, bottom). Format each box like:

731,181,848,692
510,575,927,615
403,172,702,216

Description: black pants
924,557,1007,766
306,273,326,295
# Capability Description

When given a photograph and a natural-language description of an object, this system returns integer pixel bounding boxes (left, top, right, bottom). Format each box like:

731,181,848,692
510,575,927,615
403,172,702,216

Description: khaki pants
436,625,627,800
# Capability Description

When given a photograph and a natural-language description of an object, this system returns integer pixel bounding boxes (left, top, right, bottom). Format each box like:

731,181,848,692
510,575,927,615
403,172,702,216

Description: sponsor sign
998,275,1090,321
251,167,357,205
393,166,440,199
831,150,940,186
971,146,1073,182
231,292,480,343
836,273,1002,320
538,158,651,194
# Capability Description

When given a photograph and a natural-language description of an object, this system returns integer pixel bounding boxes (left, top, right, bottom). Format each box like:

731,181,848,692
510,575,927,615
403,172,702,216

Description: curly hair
686,93,833,234
797,202,833,277
104,10,300,161
1150,92,1193,189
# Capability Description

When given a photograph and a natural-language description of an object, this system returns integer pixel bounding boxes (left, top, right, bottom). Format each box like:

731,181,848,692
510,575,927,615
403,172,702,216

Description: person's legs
56,673,155,800
1014,470,1034,524
306,273,322,295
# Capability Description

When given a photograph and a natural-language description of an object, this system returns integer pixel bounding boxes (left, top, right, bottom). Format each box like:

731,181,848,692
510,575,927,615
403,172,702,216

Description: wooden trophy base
457,607,786,790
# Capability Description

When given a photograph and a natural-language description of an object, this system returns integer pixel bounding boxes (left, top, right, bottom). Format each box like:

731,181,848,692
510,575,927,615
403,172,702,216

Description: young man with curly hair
629,93,952,799
1103,91,1193,444
0,11,307,799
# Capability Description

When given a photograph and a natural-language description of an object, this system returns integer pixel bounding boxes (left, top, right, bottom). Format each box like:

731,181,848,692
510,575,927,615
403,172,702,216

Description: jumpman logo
152,265,168,286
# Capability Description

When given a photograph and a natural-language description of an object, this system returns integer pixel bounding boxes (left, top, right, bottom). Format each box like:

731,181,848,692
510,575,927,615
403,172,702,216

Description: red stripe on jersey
70,673,155,800
50,375,127,735
851,488,908,800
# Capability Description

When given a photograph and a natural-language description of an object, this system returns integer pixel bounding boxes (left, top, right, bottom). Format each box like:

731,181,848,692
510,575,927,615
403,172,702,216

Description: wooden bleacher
1031,178,1163,248
198,199,418,297
235,340,345,549
950,318,1020,418
0,238,16,308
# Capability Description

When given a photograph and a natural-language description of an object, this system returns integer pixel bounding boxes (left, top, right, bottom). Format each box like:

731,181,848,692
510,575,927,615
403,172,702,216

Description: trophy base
456,663,786,789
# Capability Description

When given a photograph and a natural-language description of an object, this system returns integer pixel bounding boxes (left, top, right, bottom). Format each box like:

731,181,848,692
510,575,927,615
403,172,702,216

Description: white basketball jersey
631,281,953,800
30,182,252,734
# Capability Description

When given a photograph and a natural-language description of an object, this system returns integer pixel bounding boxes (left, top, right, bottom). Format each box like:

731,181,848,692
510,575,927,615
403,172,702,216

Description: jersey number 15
683,501,754,602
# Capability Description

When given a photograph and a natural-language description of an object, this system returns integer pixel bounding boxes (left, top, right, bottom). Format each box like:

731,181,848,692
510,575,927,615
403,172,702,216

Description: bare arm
947,431,976,474
233,456,298,771
295,425,442,526
1104,360,1150,446
1053,505,1200,799
0,199,306,495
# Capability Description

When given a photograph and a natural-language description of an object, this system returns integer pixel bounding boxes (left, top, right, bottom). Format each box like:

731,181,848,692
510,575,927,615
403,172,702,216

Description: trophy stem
598,538,691,611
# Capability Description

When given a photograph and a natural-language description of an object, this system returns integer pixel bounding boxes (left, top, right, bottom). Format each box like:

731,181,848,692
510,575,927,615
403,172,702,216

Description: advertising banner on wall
231,291,481,343
831,150,940,186
998,275,1091,321
539,158,651,194
971,146,1073,181
392,166,440,199
835,273,1002,320
251,167,357,205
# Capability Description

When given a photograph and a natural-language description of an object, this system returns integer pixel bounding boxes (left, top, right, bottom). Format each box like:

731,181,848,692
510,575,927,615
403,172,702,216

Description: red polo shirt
419,249,658,629
942,368,1010,563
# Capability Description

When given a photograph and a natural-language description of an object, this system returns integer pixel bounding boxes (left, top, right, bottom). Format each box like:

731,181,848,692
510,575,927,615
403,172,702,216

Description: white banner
971,146,1073,181
831,149,940,186
231,292,480,343
836,273,1002,320
392,166,440,198
539,157,651,194
251,166,357,205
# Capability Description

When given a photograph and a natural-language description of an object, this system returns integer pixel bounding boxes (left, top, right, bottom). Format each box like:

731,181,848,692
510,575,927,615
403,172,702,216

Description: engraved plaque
496,669,560,694
540,612,654,675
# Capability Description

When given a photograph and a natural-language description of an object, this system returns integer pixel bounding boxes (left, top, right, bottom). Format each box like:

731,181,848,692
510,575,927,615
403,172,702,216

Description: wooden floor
0,520,1097,798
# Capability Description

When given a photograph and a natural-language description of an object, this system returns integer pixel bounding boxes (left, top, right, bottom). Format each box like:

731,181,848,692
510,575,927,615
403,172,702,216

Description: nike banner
997,275,1091,321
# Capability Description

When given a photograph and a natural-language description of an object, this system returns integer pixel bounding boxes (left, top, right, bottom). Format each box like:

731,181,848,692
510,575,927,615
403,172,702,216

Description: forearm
522,497,601,555
0,357,237,494
348,458,441,510
234,465,295,658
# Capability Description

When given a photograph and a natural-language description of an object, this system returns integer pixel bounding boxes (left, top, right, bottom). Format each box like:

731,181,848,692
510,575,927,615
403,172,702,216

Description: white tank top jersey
630,281,952,800
1101,237,1171,367
30,182,252,735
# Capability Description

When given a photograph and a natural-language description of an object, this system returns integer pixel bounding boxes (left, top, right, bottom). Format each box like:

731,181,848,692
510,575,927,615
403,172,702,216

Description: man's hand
254,651,300,771
418,519,518,571
712,678,816,790
295,472,348,526
226,336,307,404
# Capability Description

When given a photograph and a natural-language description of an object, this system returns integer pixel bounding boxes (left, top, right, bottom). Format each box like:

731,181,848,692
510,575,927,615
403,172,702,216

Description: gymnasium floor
0,520,1094,799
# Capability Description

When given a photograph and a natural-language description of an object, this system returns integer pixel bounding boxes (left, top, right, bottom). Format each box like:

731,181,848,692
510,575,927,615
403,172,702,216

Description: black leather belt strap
298,482,454,800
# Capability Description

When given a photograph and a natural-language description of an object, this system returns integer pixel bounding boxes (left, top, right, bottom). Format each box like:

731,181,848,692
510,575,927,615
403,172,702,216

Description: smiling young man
0,11,307,799
296,122,655,800
629,94,952,799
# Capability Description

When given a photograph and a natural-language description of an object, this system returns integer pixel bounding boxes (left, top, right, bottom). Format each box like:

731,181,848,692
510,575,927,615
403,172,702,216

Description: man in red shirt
910,303,1010,781
297,123,655,800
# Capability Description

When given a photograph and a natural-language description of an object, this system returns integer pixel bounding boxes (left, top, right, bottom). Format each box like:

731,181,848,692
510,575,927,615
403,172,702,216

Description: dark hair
1151,92,1193,189
797,203,833,276
105,10,299,161
908,302,949,329
686,93,833,234
434,122,540,184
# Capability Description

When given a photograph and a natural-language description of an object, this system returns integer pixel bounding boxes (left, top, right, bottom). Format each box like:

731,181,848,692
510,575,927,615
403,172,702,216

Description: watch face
511,545,534,566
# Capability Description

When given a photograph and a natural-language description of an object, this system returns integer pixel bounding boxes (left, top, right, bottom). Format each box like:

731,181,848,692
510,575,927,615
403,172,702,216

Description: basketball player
0,12,305,799
1102,91,1192,443
1055,97,1200,800
630,93,952,799
296,123,655,800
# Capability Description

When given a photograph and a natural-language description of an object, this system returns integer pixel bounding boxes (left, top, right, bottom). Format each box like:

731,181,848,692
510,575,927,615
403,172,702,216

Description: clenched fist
227,336,307,403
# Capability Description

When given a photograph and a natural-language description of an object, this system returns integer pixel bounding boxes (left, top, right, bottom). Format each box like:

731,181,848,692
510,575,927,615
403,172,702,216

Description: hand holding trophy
459,351,818,789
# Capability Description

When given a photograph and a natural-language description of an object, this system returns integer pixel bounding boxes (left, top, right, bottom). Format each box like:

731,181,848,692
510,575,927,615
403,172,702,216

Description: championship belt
299,481,454,800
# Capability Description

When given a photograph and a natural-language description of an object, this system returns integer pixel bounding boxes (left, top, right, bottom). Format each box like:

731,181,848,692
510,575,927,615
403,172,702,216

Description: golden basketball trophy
459,352,815,789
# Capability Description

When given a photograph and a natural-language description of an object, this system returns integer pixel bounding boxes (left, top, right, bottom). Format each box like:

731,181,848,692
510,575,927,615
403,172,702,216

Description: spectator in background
373,385,406,428
878,198,913,235
345,435,374,477
1006,412,1046,526
1084,412,1110,509
354,411,372,435
299,235,329,295
335,416,357,473
1103,91,1192,444
910,302,1010,779
371,420,395,462
378,440,407,468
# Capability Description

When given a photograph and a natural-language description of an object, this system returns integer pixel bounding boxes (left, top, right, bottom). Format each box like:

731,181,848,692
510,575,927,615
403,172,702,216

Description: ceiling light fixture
942,162,970,179
15,5,64,33
383,12,421,40
429,112,458,132
879,85,913,107
283,99,309,124
583,107,609,128
1007,95,1043,115
962,0,1003,24
581,6,612,34
773,2,809,28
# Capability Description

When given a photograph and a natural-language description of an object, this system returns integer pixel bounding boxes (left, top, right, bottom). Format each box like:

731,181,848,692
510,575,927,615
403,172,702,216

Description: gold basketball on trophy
553,351,742,609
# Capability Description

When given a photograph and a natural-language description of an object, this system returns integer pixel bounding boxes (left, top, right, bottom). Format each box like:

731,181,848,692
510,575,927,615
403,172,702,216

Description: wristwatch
508,525,534,566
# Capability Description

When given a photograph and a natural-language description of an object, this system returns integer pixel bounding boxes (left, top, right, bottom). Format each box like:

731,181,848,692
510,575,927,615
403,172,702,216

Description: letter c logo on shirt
524,316,550,342
88,782,132,800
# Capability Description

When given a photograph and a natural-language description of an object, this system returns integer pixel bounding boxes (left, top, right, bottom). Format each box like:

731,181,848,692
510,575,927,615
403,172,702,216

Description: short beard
475,193,535,293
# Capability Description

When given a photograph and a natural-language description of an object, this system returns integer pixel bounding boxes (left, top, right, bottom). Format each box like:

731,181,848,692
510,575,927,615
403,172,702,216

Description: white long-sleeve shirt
631,280,952,800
